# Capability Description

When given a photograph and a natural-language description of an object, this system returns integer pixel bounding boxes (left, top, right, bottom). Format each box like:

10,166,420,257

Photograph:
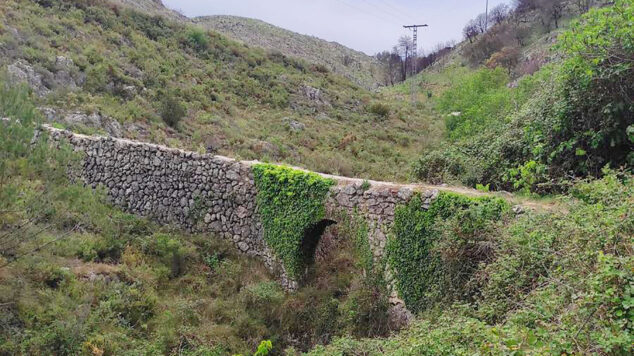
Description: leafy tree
375,50,404,85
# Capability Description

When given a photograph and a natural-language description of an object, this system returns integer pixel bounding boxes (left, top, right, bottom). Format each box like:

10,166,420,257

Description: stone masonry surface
44,125,490,304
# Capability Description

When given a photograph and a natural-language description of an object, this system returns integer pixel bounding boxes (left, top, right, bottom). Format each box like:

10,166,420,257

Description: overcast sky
163,0,512,55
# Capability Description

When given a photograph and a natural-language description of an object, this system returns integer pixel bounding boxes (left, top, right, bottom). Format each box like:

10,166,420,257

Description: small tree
486,47,521,74
463,20,480,43
368,102,390,119
490,4,510,25
397,35,413,79
376,50,404,85
474,13,489,33
160,94,186,128
535,0,567,30
185,27,209,52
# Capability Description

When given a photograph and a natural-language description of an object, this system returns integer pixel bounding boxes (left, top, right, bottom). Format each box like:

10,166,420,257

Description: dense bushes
528,1,634,181
415,1,633,193
387,192,509,312
252,164,334,279
309,171,633,355
367,102,390,119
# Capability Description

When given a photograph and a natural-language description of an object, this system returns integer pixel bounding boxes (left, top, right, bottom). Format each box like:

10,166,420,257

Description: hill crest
194,15,384,89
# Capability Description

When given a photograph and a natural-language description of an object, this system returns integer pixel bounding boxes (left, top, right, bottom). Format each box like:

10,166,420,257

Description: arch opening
300,219,337,270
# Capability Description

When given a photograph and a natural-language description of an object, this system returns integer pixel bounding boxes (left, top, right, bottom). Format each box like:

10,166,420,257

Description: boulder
39,107,123,137
53,56,83,90
7,60,50,97
251,140,280,159
284,118,306,132
300,84,331,107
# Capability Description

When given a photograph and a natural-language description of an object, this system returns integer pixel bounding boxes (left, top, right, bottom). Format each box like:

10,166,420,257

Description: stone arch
300,219,337,268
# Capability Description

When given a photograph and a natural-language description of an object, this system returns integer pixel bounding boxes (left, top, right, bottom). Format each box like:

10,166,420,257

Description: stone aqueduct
46,126,485,305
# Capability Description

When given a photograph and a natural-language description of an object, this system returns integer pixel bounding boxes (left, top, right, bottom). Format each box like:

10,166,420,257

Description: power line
357,0,413,24
374,0,420,23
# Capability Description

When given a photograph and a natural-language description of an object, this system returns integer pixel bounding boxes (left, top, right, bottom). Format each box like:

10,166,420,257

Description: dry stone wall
45,126,460,300
46,127,297,289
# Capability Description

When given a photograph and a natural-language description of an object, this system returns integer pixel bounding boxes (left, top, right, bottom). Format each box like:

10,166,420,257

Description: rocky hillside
194,15,384,89
100,1,384,89
109,0,186,21
0,0,436,182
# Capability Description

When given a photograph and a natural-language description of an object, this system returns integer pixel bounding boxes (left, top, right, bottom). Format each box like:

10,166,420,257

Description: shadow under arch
300,219,337,269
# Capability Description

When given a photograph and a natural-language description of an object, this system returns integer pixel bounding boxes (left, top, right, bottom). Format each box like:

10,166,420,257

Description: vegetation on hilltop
195,15,384,90
109,0,186,22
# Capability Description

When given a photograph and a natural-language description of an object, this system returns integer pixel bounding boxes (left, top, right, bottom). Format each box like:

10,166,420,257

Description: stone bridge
45,126,488,300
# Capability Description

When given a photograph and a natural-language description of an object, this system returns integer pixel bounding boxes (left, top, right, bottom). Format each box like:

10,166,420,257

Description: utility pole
485,0,489,31
403,24,428,105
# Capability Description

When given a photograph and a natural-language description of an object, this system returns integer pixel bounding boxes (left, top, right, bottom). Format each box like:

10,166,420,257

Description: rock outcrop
7,57,84,97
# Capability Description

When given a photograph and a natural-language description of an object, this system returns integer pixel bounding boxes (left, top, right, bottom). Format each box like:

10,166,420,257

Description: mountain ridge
106,0,384,88
194,15,384,89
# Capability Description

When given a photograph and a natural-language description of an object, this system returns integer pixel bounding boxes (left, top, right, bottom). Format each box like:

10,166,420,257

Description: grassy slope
194,15,384,90
304,2,634,354
307,172,633,356
2,1,631,355
0,82,394,355
0,0,437,182
109,0,186,21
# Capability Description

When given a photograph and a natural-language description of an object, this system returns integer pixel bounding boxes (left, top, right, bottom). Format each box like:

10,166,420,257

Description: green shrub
252,164,334,279
185,27,209,52
159,94,186,128
102,283,157,328
141,233,192,278
387,192,509,313
339,281,390,337
360,180,371,191
412,148,468,185
253,340,273,356
367,102,390,118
